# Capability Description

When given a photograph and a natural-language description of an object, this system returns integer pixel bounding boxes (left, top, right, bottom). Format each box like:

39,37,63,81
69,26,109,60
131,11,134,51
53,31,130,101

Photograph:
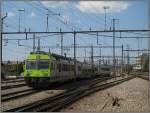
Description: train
23,51,98,87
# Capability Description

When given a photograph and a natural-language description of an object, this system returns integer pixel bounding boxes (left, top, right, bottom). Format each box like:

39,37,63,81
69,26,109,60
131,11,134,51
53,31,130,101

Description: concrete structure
133,53,148,71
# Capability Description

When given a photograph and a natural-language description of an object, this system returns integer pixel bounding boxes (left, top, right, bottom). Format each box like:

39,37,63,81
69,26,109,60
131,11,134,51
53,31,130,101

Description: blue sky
2,0,149,64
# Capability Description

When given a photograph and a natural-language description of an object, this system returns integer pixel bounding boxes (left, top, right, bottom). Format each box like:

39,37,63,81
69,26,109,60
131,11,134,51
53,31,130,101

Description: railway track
1,83,27,90
2,79,25,84
2,77,24,82
1,76,112,102
4,75,135,112
129,72,149,81
137,75,149,80
1,88,41,102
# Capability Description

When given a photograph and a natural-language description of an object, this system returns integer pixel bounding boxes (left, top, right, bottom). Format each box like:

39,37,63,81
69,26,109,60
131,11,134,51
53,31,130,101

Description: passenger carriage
23,51,98,87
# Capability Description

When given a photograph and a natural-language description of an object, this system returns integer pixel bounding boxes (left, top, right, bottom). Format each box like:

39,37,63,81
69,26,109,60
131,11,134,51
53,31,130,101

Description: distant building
133,57,142,70
133,53,149,71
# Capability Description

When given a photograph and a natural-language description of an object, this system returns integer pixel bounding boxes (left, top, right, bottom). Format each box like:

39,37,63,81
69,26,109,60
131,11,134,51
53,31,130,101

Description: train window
67,65,69,71
68,65,71,71
66,64,68,71
64,64,66,71
78,66,81,71
67,64,69,71
73,65,75,71
59,64,61,72
38,61,49,69
62,64,63,71
65,64,67,71
62,64,64,71
26,61,36,70
51,62,53,69
53,63,55,70
57,64,59,70
64,64,65,71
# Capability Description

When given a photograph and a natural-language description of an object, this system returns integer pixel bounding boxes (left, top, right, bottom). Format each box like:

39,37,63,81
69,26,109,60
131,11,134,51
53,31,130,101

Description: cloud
7,12,15,17
41,1,68,8
30,12,36,17
40,1,130,14
75,1,130,14
62,15,70,24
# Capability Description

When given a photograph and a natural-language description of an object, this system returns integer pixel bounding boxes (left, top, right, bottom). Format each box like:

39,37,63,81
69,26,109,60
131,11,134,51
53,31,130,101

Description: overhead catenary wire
36,1,82,30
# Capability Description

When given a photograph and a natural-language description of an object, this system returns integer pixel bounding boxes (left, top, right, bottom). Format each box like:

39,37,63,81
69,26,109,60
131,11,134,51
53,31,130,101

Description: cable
37,1,82,30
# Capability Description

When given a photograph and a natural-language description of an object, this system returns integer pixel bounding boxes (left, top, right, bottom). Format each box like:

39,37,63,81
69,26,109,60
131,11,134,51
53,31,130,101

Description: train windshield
26,61,36,70
38,61,49,69
26,60,49,70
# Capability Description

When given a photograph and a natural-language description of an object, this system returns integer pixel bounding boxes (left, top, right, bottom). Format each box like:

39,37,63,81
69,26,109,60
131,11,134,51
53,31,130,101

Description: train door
51,61,56,79
55,61,59,77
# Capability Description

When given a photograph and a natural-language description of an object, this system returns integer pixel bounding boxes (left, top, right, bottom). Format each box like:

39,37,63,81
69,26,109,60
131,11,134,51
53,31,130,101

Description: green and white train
23,51,98,87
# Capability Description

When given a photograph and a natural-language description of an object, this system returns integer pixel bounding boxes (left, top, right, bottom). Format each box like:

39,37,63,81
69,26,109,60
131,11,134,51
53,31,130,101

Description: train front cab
23,54,51,87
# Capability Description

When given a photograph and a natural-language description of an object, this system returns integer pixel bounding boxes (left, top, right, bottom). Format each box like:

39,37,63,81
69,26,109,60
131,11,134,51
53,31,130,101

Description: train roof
27,51,75,62
26,51,83,64
26,53,51,60
51,53,72,61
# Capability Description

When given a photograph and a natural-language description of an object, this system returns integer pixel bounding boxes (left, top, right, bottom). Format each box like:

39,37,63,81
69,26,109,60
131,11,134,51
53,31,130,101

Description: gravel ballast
61,77,149,112
1,78,97,111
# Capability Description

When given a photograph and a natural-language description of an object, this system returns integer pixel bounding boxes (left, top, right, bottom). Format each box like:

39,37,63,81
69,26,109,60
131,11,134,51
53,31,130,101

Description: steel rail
1,83,27,90
1,89,41,102
4,76,135,112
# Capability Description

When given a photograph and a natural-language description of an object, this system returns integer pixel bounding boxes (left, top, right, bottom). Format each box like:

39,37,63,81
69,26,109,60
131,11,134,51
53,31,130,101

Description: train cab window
38,61,49,69
26,61,36,70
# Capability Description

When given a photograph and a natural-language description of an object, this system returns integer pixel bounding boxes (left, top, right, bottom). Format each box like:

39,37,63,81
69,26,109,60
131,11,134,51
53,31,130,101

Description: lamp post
98,44,102,71
103,6,110,31
18,9,25,32
1,13,7,63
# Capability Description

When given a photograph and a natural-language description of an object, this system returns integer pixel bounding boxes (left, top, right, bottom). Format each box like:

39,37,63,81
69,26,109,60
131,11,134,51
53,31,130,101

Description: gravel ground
1,86,30,95
1,78,97,111
1,89,65,111
61,77,149,112
1,81,26,87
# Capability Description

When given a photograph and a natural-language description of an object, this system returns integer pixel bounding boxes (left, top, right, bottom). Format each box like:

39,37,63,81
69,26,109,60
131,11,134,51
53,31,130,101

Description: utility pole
1,13,7,63
112,18,119,77
137,38,140,57
18,9,25,32
91,45,94,73
96,32,98,44
121,44,124,74
73,31,76,81
98,44,101,71
46,14,49,32
37,36,40,51
103,6,109,30
84,48,86,62
46,9,60,32
16,59,18,76
49,48,51,55
127,45,130,75
112,19,116,76
33,33,35,53
60,28,63,56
